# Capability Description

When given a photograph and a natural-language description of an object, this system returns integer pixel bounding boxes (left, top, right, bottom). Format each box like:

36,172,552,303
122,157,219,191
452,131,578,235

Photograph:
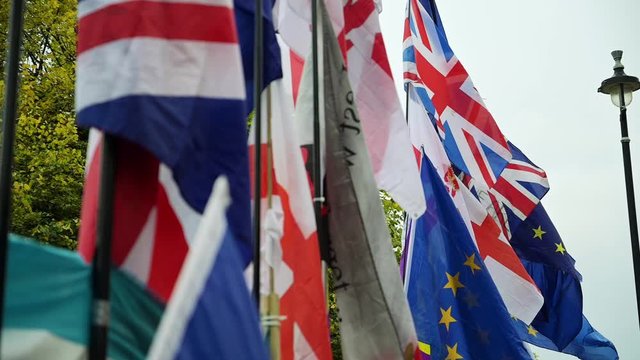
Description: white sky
378,0,640,359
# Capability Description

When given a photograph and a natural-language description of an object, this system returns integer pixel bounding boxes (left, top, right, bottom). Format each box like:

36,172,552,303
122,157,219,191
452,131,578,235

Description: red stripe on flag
463,129,495,187
78,1,237,54
78,138,159,264
148,184,189,302
473,216,535,285
507,163,547,178
410,0,432,52
371,33,393,78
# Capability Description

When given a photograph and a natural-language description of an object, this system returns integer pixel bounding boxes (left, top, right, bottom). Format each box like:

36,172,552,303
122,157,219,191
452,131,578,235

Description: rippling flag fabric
234,0,282,112
510,203,584,350
465,142,549,240
147,178,267,360
76,0,251,301
406,85,542,324
403,0,511,188
322,3,417,357
516,316,618,360
403,153,530,360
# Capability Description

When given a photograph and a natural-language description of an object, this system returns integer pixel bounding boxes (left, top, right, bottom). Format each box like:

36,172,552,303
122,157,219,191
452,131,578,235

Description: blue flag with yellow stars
511,203,617,358
510,203,584,350
403,153,531,360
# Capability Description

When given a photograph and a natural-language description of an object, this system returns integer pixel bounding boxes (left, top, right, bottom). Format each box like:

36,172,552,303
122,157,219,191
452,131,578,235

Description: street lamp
598,50,640,328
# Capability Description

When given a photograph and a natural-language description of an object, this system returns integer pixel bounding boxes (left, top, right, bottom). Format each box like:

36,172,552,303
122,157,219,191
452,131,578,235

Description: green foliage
1,0,84,249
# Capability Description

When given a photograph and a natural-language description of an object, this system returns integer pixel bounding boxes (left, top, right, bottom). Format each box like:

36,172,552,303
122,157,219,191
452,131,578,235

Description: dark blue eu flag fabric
403,154,531,360
516,315,618,360
510,203,617,358
234,0,283,115
510,203,583,349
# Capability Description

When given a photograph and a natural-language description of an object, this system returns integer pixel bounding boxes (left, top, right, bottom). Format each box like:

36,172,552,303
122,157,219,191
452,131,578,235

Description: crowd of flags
0,0,622,359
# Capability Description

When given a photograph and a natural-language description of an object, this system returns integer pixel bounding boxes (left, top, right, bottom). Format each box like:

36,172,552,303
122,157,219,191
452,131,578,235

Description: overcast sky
379,0,640,358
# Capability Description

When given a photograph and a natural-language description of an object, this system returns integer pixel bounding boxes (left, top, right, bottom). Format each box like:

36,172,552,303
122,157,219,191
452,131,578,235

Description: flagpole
264,87,281,360
311,0,327,269
88,134,117,360
253,0,265,308
0,0,25,350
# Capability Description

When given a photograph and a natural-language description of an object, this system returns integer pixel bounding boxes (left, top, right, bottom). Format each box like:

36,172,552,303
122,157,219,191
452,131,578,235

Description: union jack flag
403,0,512,188
465,142,550,239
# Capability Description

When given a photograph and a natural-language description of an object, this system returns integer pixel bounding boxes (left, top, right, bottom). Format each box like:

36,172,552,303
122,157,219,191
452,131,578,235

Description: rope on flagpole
0,0,25,352
253,0,265,309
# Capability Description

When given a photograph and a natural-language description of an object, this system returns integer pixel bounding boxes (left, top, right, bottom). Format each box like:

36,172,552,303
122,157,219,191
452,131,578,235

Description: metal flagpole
88,134,117,360
311,0,327,267
0,0,26,350
253,0,265,307
264,87,282,360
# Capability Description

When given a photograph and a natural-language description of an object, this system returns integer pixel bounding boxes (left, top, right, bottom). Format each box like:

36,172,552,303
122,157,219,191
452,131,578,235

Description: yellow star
418,341,431,356
527,325,539,337
463,254,482,274
555,242,566,255
439,306,457,331
444,272,465,296
532,226,546,240
445,343,464,360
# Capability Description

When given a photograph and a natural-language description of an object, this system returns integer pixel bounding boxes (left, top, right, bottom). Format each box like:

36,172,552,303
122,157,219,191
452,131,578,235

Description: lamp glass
610,86,633,108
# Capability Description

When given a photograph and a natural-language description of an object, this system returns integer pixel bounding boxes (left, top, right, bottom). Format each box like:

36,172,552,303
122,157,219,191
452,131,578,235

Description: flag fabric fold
277,0,426,218
321,3,417,358
516,316,618,360
147,177,267,360
234,0,283,112
509,203,587,351
343,0,425,218
76,0,257,301
2,234,163,360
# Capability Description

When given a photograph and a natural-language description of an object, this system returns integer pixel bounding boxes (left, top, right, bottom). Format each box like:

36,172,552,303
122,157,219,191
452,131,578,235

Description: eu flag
510,203,618,358
510,203,582,349
403,153,530,359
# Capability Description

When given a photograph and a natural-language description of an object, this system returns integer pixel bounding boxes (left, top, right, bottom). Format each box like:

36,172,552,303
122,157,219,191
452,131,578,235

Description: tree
1,0,85,249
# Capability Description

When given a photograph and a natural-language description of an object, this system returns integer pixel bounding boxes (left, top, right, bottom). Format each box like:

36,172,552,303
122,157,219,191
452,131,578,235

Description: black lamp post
598,50,640,328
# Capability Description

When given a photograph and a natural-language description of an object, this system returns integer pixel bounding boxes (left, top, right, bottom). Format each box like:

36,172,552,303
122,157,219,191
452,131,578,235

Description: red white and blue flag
76,0,252,302
403,0,512,188
465,142,550,239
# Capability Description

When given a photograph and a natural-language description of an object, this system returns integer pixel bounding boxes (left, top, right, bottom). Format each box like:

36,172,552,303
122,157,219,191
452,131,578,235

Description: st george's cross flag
406,85,543,324
248,80,332,360
276,0,426,219
403,0,512,188
75,0,274,302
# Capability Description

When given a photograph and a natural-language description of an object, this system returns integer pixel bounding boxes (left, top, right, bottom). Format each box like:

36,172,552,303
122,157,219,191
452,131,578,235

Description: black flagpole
252,0,264,308
311,0,326,263
0,0,25,351
88,134,117,360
